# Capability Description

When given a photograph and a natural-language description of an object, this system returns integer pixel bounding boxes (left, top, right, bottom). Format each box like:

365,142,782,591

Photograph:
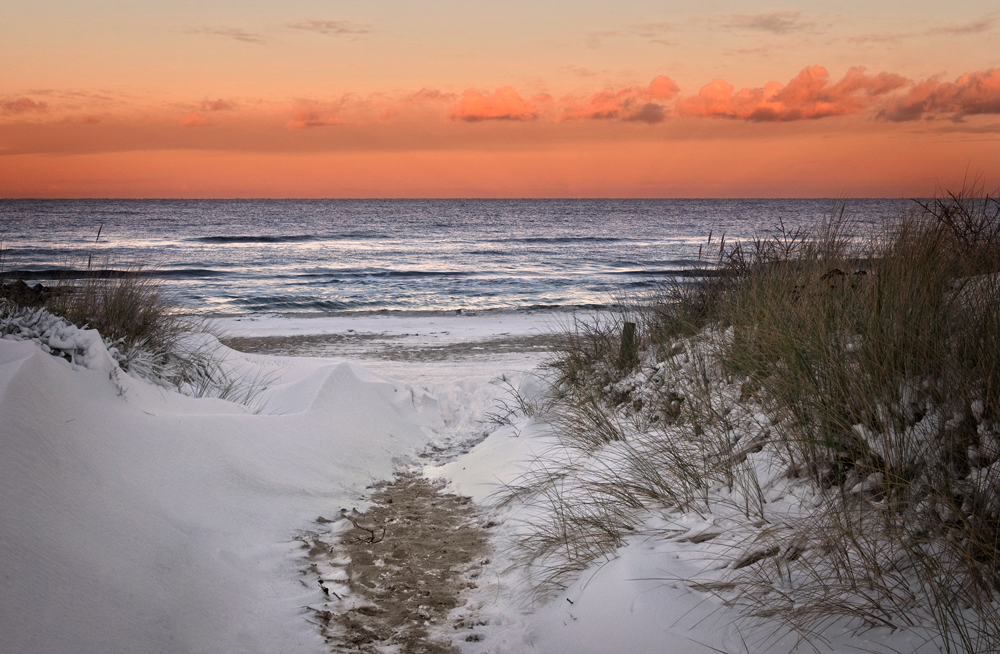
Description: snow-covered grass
495,189,1000,651
46,267,189,354
0,301,273,409
0,261,273,405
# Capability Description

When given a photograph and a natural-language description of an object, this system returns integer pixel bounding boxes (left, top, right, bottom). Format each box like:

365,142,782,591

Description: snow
0,311,950,653
0,324,446,653
430,424,944,653
214,311,566,342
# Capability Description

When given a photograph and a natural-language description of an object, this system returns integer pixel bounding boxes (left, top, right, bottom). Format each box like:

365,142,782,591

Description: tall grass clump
1,256,273,409
48,270,274,407
714,190,1000,650
507,186,1000,650
48,269,188,355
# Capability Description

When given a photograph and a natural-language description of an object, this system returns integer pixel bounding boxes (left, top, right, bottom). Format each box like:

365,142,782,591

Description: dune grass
47,268,188,354
0,256,273,409
502,186,1000,651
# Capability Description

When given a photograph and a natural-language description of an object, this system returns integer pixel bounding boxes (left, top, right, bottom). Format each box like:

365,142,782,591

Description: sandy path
298,474,491,652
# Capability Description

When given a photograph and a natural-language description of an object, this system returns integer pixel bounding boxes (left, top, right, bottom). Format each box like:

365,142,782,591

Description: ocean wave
150,268,229,279
606,268,729,278
190,234,320,244
232,296,351,311
290,270,474,279
368,270,472,278
1,268,227,280
491,236,625,244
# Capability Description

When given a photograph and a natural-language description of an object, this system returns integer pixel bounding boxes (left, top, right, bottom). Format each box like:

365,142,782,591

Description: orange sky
2,1,999,197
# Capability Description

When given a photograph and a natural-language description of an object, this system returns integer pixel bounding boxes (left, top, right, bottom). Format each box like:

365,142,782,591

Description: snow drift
0,335,439,654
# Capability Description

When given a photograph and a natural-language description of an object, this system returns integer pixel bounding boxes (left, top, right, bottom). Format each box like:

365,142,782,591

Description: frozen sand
0,312,942,653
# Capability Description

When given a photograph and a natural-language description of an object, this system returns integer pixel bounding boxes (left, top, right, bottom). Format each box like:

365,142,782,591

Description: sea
0,199,911,315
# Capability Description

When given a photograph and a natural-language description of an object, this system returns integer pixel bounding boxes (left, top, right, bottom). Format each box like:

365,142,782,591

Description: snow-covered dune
0,336,437,654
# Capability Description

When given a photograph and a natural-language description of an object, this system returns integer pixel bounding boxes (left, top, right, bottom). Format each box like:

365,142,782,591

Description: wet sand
221,332,562,362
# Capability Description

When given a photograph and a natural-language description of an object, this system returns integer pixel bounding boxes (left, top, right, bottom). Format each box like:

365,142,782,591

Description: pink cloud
878,68,1000,121
406,88,458,103
201,99,235,112
448,87,547,122
184,27,266,44
678,66,907,121
723,11,812,35
2,97,49,114
59,115,101,124
181,112,211,127
928,16,996,36
287,20,371,36
287,107,343,129
561,76,680,123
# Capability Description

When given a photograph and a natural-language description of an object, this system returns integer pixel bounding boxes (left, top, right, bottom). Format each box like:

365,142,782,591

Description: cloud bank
448,87,549,122
561,76,680,124
2,97,48,114
724,11,813,35
184,27,266,44
679,66,907,121
7,66,1000,145
287,20,371,36
879,68,1000,121
287,106,343,129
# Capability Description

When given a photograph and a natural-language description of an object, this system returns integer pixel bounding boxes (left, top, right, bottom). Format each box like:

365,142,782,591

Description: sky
1,0,999,198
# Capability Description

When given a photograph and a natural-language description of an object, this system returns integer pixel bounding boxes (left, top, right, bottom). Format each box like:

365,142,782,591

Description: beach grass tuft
47,267,188,354
1,252,273,410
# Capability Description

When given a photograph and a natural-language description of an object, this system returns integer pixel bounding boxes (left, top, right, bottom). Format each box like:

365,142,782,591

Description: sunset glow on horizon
2,0,999,198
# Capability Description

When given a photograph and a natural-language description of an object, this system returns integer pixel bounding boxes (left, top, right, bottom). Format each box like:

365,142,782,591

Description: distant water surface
0,199,909,315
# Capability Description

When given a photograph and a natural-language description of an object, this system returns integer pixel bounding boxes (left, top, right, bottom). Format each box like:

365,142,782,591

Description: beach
0,307,948,653
6,0,999,646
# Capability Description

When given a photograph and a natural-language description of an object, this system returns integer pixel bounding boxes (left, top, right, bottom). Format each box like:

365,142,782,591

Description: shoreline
197,305,614,320
211,310,588,360
211,310,572,385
